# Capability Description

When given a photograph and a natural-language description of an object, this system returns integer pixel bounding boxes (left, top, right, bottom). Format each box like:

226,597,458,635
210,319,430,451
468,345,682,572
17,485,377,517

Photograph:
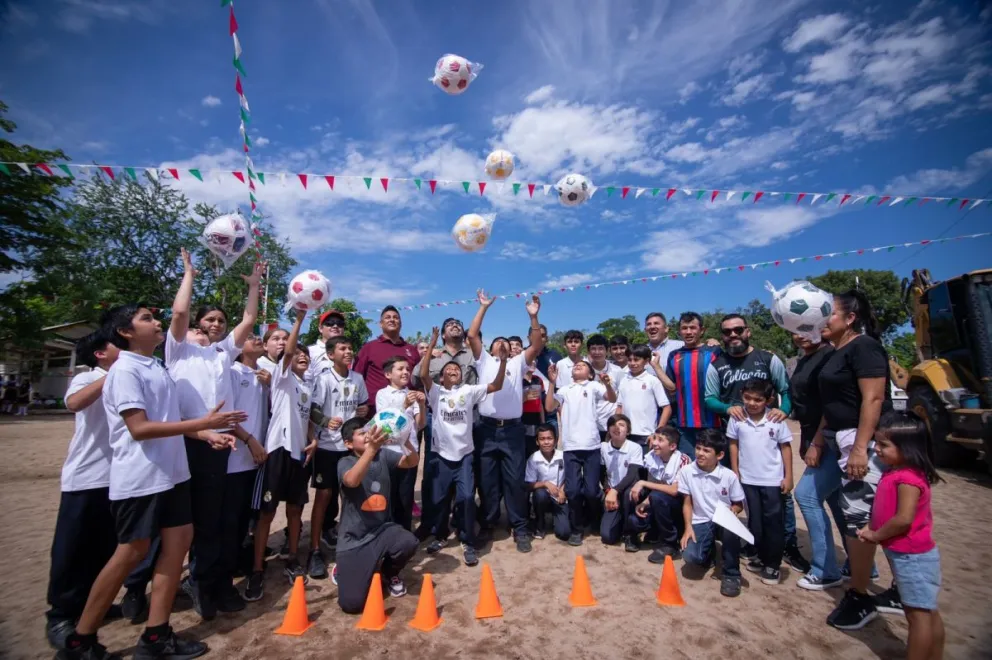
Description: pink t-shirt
869,467,934,553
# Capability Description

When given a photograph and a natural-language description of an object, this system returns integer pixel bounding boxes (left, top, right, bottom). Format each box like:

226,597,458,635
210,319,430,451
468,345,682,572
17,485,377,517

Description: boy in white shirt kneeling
599,414,644,550
628,426,692,564
678,429,747,598
525,424,569,541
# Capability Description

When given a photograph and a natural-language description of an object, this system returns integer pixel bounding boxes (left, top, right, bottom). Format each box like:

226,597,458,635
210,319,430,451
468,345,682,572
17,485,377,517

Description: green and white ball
368,408,414,445
768,280,833,341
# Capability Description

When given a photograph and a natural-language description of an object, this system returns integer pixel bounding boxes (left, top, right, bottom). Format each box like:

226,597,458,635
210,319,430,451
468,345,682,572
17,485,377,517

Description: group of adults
307,287,892,629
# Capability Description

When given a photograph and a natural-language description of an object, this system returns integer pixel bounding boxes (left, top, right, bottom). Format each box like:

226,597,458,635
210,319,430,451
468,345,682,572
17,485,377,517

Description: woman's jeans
794,443,849,581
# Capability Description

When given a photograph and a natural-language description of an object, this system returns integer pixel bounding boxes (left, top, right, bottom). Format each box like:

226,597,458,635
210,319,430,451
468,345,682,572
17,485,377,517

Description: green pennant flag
249,192,257,203
695,190,705,200
904,197,918,205
257,172,265,184
606,186,616,197
0,163,10,175
244,134,252,148
414,178,421,190
947,198,958,206
233,57,246,77
741,191,751,201
825,193,836,203
865,195,877,204
512,183,521,195
783,193,792,201
363,177,372,189
124,167,137,181
651,187,660,197
887,246,896,252
247,168,255,180
800,257,808,262
189,169,203,181
462,181,470,193
240,108,250,124
690,271,698,276
221,0,232,6
57,164,73,178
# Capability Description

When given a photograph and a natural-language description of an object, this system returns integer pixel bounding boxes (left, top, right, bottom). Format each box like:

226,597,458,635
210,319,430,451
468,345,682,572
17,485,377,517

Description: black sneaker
872,584,904,616
189,581,216,621
783,544,812,574
283,559,308,585
278,536,290,559
515,535,533,553
462,543,479,567
307,549,328,580
321,528,338,548
134,628,207,660
104,604,124,621
426,538,447,555
760,566,781,585
243,571,264,602
720,576,742,598
797,573,845,591
827,589,878,630
648,546,681,564
56,638,120,660
46,619,76,649
624,535,640,553
567,533,583,547
532,528,546,540
745,558,764,574
121,587,148,624
214,583,246,613
263,545,277,560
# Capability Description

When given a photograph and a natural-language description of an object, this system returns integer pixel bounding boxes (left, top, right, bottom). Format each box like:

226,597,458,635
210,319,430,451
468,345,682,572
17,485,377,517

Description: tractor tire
908,386,972,468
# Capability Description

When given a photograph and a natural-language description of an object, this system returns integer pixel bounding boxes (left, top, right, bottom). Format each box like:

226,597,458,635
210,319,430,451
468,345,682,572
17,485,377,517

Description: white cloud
499,242,585,262
770,161,789,170
334,269,432,305
55,0,165,34
906,83,953,110
254,136,271,147
886,148,992,194
722,73,776,105
524,85,555,105
678,81,701,104
727,51,767,81
783,13,851,52
540,272,596,289
201,95,221,108
775,89,820,111
665,142,712,163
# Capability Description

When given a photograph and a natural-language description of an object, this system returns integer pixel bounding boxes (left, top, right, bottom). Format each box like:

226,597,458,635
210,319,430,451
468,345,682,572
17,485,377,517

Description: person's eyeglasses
721,326,746,337
323,320,345,328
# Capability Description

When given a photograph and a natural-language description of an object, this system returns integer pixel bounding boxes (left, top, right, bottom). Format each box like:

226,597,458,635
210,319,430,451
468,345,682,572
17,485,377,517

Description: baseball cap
320,309,346,326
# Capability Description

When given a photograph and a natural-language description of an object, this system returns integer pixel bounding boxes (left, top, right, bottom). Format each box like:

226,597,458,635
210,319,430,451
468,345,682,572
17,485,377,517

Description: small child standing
628,426,691,563
598,414,643,550
553,329,585,389
374,357,426,531
616,346,671,450
857,411,944,659
525,424,569,541
727,379,794,586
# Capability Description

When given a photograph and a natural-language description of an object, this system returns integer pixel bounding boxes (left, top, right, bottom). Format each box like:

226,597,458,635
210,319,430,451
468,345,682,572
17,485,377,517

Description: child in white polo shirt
628,426,692,563
553,329,585,389
599,414,644,550
616,345,671,449
545,359,616,546
375,356,426,532
420,326,507,566
526,424,569,541
60,304,247,660
678,428,746,598
727,379,794,586
588,334,625,442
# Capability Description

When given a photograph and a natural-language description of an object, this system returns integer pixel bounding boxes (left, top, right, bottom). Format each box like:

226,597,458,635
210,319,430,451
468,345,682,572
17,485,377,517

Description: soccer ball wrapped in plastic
451,213,495,253
555,173,592,207
285,270,332,312
485,149,514,180
367,408,414,447
200,213,250,269
766,280,833,342
430,54,482,95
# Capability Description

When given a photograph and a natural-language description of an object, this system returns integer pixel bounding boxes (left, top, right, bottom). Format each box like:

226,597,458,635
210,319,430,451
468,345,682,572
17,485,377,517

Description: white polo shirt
617,370,670,435
554,355,582,389
554,380,607,451
677,462,745,525
476,352,527,420
306,342,331,382
103,351,190,500
265,362,312,459
644,449,691,485
726,413,794,487
228,363,269,474
592,362,625,431
648,338,685,379
257,355,278,377
61,368,112,492
313,367,368,451
601,439,644,489
525,449,565,487
375,385,419,454
428,383,488,461
165,331,241,428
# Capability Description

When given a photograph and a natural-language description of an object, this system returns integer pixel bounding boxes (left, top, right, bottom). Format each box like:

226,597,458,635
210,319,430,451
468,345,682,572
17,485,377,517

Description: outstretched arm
522,296,543,364
421,326,439,394
487,343,509,393
282,309,306,372
467,289,494,360
170,248,196,343
231,260,265,348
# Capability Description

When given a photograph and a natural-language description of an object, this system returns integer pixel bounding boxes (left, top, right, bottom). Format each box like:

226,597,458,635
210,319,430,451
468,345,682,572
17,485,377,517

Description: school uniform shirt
353,335,420,414
617,371,670,436
61,368,112,492
554,380,607,451
165,331,241,428
428,384,488,461
592,362,625,432
601,440,644,489
726,413,793,487
264,363,313,460
336,450,401,553
554,355,581,389
648,338,685,379
306,342,330,382
375,385,420,454
257,355,279,378
677,462,745,525
525,449,565,488
313,368,368,451
644,449,691,485
817,335,892,432
476,351,528,420
228,363,269,474
103,351,191,500
667,345,722,429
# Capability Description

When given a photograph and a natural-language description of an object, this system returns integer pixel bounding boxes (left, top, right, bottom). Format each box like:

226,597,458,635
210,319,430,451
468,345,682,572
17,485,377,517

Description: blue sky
2,0,992,339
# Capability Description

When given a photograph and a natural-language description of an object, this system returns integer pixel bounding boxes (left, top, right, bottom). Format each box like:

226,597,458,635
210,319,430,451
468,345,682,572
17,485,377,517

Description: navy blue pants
391,465,417,532
431,454,476,545
743,484,786,571
683,521,741,578
478,420,528,537
531,488,570,540
563,449,601,532
186,438,229,595
600,486,633,544
627,491,683,546
218,470,257,586
418,413,436,531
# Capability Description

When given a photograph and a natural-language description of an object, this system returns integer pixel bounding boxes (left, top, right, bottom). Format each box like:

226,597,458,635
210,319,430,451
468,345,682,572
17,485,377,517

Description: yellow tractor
902,269,992,469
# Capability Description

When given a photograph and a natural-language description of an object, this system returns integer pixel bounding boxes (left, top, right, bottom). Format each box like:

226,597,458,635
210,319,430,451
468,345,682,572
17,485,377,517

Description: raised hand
254,369,272,387
496,342,509,360
180,247,197,277
203,401,249,430
429,326,440,348
327,416,344,430
599,372,611,387
242,260,267,287
477,289,495,308
547,363,558,383
525,294,541,317
367,425,388,451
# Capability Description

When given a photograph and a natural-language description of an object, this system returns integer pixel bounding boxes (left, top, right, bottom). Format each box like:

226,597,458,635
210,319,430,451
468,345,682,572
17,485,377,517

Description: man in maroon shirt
354,305,420,415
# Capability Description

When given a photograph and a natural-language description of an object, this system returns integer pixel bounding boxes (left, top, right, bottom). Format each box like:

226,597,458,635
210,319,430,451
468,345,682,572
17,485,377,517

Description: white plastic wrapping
765,280,833,342
451,213,495,252
555,173,592,207
200,213,251,269
284,270,332,313
430,54,482,95
366,408,414,448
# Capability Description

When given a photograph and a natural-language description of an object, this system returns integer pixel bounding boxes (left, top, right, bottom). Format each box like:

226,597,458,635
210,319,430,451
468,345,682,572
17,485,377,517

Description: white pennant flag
789,258,798,264
543,184,551,196
872,247,883,252
635,188,645,198
233,33,242,60
682,188,692,196
279,172,287,186
16,163,30,174
750,264,758,270
681,272,688,277
588,186,598,198
246,156,255,172
239,94,250,113
889,196,904,206
811,193,823,205
904,243,914,247
727,191,736,201
239,121,246,138
851,195,866,204
714,268,723,274
769,192,780,197
970,199,984,209
145,168,159,180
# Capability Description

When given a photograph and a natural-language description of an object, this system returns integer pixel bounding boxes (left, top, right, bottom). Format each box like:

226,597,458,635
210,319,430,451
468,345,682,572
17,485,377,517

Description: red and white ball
287,270,332,311
431,54,480,95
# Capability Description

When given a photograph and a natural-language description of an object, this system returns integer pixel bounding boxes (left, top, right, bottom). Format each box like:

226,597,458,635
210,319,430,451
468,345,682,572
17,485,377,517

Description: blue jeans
683,521,740,578
531,489,571,540
626,491,682,546
563,449,601,532
783,493,797,548
431,454,475,545
794,443,850,581
419,412,435,531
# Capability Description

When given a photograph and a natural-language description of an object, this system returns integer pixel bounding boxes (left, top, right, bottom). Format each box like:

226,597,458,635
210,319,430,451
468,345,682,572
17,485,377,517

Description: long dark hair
194,304,228,326
835,289,880,340
878,410,943,485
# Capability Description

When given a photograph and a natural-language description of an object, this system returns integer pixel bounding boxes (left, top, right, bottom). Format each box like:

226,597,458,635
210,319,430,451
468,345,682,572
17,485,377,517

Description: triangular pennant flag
877,196,891,206
512,182,521,195
363,177,372,190
904,197,918,205
635,188,645,198
229,6,238,34
947,198,959,206
784,193,793,202
825,193,836,203
811,193,823,205
889,197,904,206
959,199,969,210
795,193,805,204
727,191,736,201
695,190,705,200
221,0,232,6
233,56,246,77
543,184,551,196
240,107,250,125
710,190,719,202
145,167,158,180
321,175,333,190
257,172,265,184
244,134,252,148
621,186,630,199
235,75,243,96
381,177,389,192
34,163,53,176
248,178,255,191
754,191,764,203
298,174,308,189
249,192,257,203
429,180,437,194
528,183,535,197
970,199,984,210
865,195,877,204
461,181,470,193
239,94,250,112
15,163,31,174
666,188,676,200
919,197,929,205
478,181,486,195
189,169,202,181
414,178,421,190
588,186,598,198
124,167,136,181
741,191,751,201
233,171,245,183
652,187,660,196
607,186,616,197
164,167,177,179
99,165,115,179
57,164,73,178
839,193,851,205
232,32,242,59
682,188,692,196
852,195,866,204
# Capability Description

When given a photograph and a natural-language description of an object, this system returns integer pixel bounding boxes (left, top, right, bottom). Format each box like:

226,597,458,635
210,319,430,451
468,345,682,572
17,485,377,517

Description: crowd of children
44,264,945,659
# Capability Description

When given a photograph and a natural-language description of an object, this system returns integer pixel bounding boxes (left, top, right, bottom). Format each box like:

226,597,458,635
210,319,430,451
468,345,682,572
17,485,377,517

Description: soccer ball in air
201,213,250,269
452,213,494,252
555,173,592,207
767,280,833,341
431,54,480,96
485,150,515,180
368,408,414,446
287,270,332,312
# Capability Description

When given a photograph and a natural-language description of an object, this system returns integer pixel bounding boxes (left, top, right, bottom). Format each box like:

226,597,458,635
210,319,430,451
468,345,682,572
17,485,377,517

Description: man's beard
726,340,749,356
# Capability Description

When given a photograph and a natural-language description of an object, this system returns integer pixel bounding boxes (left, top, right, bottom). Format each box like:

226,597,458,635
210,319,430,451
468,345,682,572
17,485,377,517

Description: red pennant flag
815,255,823,261
35,163,53,176
622,186,630,199
877,196,891,206
229,6,238,35
919,198,930,205
99,166,115,180
251,200,256,210
959,199,969,210
703,270,709,275
921,240,931,245
232,171,245,183
325,175,335,190
167,168,179,179
479,181,486,195
839,193,851,206
235,75,243,96
754,191,764,203
528,183,536,198
774,260,781,266
381,177,389,192
428,179,437,194
666,188,676,200
248,179,255,191
738,265,745,271
243,143,249,153
710,190,719,202
796,193,806,205
252,227,262,236
298,174,308,189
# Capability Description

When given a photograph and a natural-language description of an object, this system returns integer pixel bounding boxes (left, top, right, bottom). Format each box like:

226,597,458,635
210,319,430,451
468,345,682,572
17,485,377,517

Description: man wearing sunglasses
307,310,348,381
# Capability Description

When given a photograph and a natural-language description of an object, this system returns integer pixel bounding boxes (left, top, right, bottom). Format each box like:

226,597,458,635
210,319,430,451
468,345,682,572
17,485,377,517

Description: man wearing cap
307,309,347,381
354,305,420,416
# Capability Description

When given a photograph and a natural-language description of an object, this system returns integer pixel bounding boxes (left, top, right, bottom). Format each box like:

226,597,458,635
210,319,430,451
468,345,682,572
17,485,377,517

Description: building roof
41,321,98,342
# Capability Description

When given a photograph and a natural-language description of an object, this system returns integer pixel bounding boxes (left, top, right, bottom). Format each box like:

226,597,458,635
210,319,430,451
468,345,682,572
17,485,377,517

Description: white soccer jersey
617,370,670,436
677,462,745,525
265,361,313,459
601,439,644,488
428,384,488,461
726,413,794,487
228,362,269,474
313,367,368,451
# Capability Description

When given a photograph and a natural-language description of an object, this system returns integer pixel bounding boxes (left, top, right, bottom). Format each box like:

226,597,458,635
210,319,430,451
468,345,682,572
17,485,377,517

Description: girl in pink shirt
857,411,944,660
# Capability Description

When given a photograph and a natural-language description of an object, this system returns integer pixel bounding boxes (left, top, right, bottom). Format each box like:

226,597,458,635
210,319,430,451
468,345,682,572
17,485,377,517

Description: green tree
545,329,567,356
301,298,373,352
807,269,908,338
886,331,919,372
596,315,648,345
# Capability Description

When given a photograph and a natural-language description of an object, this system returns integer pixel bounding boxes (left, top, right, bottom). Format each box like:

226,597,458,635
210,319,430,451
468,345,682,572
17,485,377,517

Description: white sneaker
388,576,406,597
797,574,844,591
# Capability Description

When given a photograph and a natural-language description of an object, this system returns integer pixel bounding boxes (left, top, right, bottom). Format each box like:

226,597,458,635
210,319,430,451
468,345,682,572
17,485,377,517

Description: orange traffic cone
474,564,503,619
408,574,443,632
356,573,389,631
274,576,313,635
656,555,686,607
567,555,598,607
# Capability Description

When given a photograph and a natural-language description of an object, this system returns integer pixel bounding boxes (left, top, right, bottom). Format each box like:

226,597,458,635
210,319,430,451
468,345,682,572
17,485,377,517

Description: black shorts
256,447,309,513
311,448,350,490
110,479,193,544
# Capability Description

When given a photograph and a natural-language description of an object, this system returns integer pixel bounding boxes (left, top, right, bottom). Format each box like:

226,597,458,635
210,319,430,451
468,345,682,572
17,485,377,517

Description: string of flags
1,161,988,211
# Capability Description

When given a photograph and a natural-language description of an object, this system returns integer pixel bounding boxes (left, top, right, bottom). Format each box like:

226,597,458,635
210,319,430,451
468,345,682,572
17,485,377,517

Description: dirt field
3,416,992,660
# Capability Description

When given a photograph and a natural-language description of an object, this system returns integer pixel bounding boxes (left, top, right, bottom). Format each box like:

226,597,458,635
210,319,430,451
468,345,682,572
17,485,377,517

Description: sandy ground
3,416,992,660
